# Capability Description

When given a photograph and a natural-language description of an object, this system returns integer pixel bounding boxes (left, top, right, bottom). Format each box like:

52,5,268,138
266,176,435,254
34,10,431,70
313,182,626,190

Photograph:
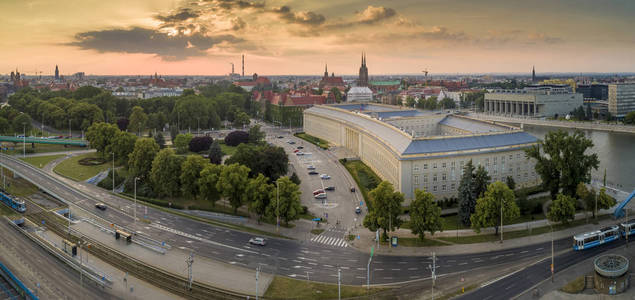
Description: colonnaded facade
303,103,541,202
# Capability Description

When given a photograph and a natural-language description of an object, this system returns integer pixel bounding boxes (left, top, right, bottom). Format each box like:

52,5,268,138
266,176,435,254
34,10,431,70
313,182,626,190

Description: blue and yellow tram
620,219,635,238
0,189,26,213
573,225,620,251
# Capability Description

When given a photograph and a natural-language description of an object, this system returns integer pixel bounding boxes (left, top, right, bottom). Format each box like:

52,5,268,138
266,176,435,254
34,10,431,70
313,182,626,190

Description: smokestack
242,54,244,77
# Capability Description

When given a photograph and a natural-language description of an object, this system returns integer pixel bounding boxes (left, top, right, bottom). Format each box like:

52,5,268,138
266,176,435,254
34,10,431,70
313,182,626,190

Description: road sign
370,246,374,257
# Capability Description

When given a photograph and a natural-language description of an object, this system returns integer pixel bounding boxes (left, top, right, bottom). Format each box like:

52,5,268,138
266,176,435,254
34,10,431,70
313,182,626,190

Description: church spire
531,65,536,82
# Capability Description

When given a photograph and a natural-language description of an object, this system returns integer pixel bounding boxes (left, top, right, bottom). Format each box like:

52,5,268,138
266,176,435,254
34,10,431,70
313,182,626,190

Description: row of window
416,172,536,193
412,153,529,173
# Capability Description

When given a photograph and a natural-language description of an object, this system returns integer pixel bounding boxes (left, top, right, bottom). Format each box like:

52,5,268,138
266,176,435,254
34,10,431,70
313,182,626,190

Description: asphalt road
0,151,617,288
0,218,112,299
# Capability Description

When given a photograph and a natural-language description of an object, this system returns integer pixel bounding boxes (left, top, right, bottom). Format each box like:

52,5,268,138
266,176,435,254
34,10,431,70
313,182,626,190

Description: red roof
286,95,325,106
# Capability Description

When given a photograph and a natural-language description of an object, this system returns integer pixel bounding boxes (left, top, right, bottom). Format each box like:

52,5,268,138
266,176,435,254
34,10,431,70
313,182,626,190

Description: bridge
614,189,635,219
0,136,87,147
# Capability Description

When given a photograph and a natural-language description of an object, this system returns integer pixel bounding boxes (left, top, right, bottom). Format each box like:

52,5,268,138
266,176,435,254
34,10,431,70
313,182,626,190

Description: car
308,171,319,175
313,189,325,195
296,146,304,149
296,152,304,156
95,203,107,210
293,149,299,153
350,187,356,192
320,174,331,180
307,165,315,170
288,141,296,145
277,136,284,139
355,207,361,214
314,193,327,199
325,186,335,191
249,237,266,246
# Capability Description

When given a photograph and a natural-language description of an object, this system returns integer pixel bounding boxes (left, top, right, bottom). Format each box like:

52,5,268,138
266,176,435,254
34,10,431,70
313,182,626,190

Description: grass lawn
4,177,39,197
439,212,546,231
340,160,381,207
438,214,612,244
264,276,385,299
294,133,329,149
4,143,86,155
19,154,65,168
219,142,237,156
53,153,111,181
310,229,325,235
381,237,449,247
0,202,18,217
560,275,586,293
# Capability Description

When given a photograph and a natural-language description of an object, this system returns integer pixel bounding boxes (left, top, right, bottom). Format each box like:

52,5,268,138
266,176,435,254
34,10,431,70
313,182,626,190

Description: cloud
357,6,396,24
231,17,246,31
527,33,562,44
156,8,199,23
272,6,326,26
68,27,245,60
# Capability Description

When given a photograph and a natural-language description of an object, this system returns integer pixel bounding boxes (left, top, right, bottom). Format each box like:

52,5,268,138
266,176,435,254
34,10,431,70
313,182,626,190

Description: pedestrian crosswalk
310,229,348,248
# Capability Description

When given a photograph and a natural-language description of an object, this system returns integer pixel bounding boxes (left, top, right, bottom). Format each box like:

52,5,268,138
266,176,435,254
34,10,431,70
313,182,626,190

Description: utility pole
500,197,503,243
255,265,260,300
134,177,139,223
428,252,437,300
367,247,373,292
112,152,115,193
338,268,341,300
276,180,280,232
186,250,194,290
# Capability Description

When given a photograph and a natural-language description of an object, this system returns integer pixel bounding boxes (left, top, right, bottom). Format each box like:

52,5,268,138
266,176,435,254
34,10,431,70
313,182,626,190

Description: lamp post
22,123,26,158
68,119,71,138
500,197,503,243
548,222,554,282
134,177,139,223
111,152,115,193
276,180,280,232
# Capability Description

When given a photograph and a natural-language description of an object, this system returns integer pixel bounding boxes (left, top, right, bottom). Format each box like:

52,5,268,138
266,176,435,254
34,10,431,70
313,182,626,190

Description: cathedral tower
358,52,368,87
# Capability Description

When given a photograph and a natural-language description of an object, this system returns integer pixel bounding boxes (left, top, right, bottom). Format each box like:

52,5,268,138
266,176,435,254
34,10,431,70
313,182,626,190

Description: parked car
355,207,361,214
288,141,296,144
350,187,356,192
313,189,325,195
307,165,316,170
308,171,319,175
95,203,107,210
277,136,284,139
314,193,327,199
325,186,335,191
249,237,266,246
293,149,299,153
296,146,304,149
320,174,331,180
296,152,304,156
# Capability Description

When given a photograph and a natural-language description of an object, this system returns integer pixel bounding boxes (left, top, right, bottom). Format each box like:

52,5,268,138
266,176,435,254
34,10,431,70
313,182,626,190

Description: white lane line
324,264,334,268
407,267,418,271
535,247,544,251
505,253,515,257
341,267,349,270
391,268,401,271
520,250,528,254
150,223,256,254
481,267,526,287
356,276,365,279
459,262,468,265
308,262,317,266
375,268,384,271
356,267,366,271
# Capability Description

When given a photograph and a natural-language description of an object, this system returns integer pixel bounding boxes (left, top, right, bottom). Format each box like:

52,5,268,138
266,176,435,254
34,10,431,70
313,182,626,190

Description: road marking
151,223,257,254
409,276,420,279
391,268,401,271
308,262,317,266
356,276,365,279
481,267,526,287
407,267,418,271
323,264,334,268
459,262,468,265
341,267,349,270
356,267,366,271
505,253,515,257
375,268,384,271
535,247,544,251
520,250,528,254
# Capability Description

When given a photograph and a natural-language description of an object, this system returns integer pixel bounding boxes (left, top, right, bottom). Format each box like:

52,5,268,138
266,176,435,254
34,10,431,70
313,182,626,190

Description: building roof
370,110,428,119
370,80,401,86
347,86,373,94
439,116,508,133
402,132,537,155
332,104,395,112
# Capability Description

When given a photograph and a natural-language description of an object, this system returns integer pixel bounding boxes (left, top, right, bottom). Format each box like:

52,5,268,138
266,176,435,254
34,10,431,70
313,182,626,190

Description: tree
117,118,129,131
405,96,416,108
233,111,250,128
12,113,32,133
438,97,457,109
188,136,213,153
224,130,249,146
248,124,265,144
458,160,476,226
363,181,404,240
128,106,148,135
105,131,137,166
180,155,209,198
266,177,302,226
596,188,617,215
577,182,594,220
409,189,443,240
85,122,119,156
0,117,9,134
525,130,599,199
208,139,224,164
198,164,223,206
226,143,288,180
154,132,165,149
169,124,179,142
624,111,635,125
128,138,159,180
473,165,491,199
217,163,250,214
246,173,273,223
174,133,193,154
548,194,576,224
470,182,519,236
330,87,343,102
150,148,183,198
505,176,516,190
289,172,301,185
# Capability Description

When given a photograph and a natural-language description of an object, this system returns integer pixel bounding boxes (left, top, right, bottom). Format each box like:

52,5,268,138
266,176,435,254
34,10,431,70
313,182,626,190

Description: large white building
346,86,373,102
484,85,583,117
304,103,540,202
608,83,635,118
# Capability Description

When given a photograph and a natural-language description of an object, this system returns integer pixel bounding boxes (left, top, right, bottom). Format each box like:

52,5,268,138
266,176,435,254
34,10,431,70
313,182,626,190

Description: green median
264,276,386,299
20,154,65,168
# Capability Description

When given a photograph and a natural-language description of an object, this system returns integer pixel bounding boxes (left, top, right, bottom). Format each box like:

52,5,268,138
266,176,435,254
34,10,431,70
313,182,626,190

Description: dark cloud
212,0,265,11
156,8,199,23
272,6,326,26
324,6,396,30
68,27,244,60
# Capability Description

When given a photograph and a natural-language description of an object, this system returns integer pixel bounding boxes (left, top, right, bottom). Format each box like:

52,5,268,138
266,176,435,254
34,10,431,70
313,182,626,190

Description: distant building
532,66,536,82
358,53,369,87
577,84,608,101
233,73,271,92
369,80,400,93
608,83,635,118
347,86,373,102
319,64,346,92
484,85,583,117
55,65,59,80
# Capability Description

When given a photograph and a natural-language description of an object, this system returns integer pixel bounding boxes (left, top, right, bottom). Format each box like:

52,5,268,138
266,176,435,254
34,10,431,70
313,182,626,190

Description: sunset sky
2,0,634,76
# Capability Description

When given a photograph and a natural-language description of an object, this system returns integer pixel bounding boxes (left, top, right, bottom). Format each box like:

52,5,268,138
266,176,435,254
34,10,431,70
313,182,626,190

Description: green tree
246,173,273,223
576,182,594,220
470,182,519,236
473,165,491,199
85,122,119,156
405,96,416,108
12,113,32,134
128,106,148,135
198,164,223,206
409,189,443,240
180,155,209,198
596,188,617,216
150,148,183,198
548,194,576,224
458,160,476,226
266,177,302,226
217,163,250,214
233,111,250,128
0,117,10,134
106,131,137,166
248,124,265,144
128,138,159,180
525,130,599,199
174,133,193,154
225,143,288,180
289,172,301,185
330,87,343,102
169,125,179,142
208,139,224,164
438,97,457,109
505,176,516,190
624,111,635,125
154,132,165,149
363,181,404,240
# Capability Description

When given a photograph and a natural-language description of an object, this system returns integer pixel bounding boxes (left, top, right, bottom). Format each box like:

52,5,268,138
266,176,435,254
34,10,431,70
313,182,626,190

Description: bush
78,157,106,166
224,130,249,147
301,205,308,215
97,169,125,190
189,136,213,153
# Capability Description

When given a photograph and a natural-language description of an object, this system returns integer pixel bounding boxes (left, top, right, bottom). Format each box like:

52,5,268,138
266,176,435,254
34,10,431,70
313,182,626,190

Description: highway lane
0,153,577,285
0,218,112,299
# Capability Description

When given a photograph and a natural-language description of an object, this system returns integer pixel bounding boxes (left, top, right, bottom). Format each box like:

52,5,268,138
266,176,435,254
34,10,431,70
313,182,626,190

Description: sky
2,0,635,76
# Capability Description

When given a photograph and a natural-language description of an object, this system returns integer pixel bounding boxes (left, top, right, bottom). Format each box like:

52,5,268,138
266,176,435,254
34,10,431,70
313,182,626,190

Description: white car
307,165,315,170
296,152,304,156
249,237,266,246
320,174,331,180
314,193,327,199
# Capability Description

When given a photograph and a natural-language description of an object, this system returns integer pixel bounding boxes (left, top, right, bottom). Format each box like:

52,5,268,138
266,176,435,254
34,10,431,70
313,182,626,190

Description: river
523,125,635,192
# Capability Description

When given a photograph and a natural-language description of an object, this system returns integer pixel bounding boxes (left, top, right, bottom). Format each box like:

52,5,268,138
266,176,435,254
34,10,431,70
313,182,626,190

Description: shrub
189,136,213,153
224,130,249,147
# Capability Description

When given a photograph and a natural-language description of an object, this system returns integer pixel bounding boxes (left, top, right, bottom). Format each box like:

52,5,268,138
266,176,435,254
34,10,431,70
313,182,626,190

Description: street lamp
500,197,503,243
276,180,280,232
134,177,140,223
548,221,554,282
22,123,26,158
111,152,115,193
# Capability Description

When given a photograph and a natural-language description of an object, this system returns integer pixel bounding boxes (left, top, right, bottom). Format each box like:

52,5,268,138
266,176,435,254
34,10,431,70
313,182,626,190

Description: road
0,218,112,299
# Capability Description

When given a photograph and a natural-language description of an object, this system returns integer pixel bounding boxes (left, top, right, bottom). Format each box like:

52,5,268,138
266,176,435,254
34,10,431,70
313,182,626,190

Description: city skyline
2,0,635,75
